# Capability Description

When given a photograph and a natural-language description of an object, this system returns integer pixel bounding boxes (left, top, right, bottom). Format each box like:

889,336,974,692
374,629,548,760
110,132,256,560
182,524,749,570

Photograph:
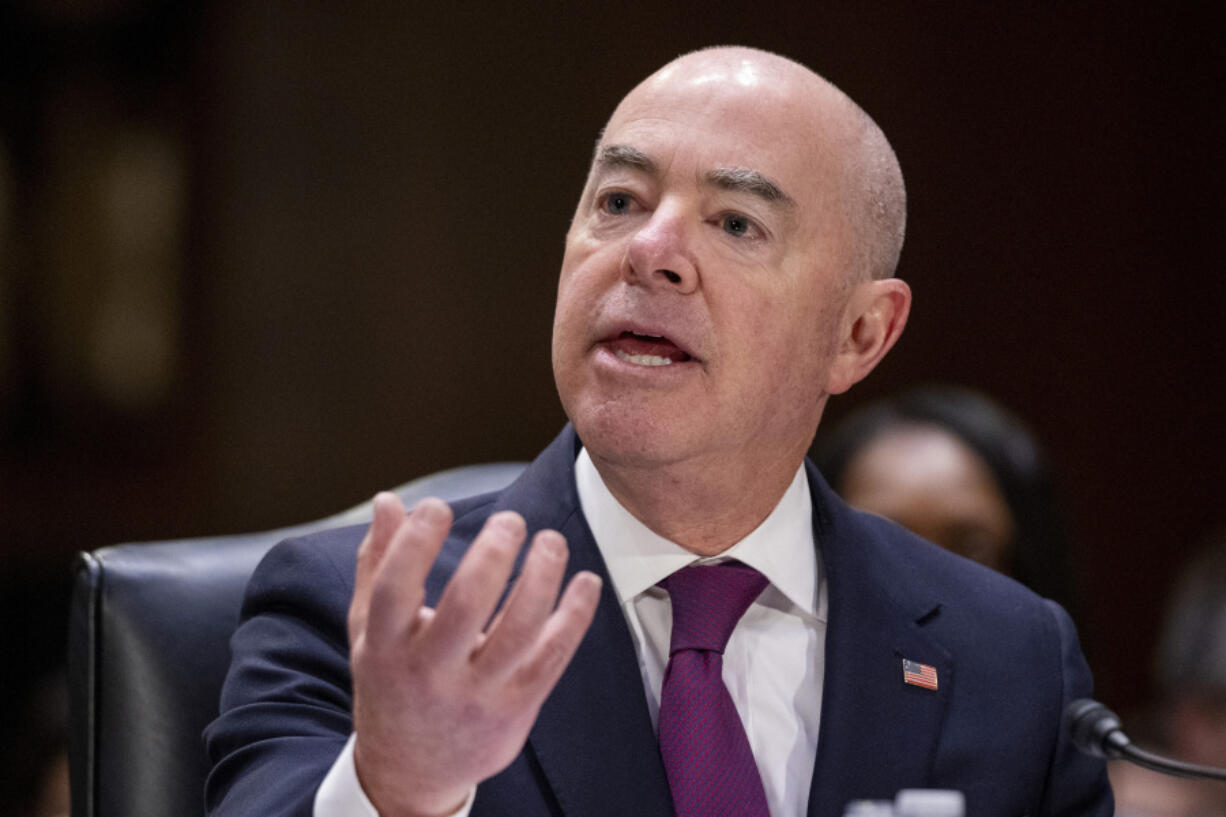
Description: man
205,46,1113,816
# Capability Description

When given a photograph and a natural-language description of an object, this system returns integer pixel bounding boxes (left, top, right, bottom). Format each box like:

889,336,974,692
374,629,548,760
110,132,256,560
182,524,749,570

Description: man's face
552,55,862,471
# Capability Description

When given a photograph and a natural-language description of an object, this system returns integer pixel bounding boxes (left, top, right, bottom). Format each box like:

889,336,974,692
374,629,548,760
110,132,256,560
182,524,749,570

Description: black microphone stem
1067,698,1226,783
1115,742,1226,782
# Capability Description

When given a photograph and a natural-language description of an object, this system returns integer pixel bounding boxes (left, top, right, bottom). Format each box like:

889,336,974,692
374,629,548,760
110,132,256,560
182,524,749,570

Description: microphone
1065,698,1226,781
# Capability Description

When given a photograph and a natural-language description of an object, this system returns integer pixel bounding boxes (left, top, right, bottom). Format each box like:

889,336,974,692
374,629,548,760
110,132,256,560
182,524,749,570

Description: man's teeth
615,349,673,367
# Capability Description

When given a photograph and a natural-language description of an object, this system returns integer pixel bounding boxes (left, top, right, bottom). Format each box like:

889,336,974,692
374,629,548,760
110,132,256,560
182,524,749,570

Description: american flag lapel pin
902,658,939,691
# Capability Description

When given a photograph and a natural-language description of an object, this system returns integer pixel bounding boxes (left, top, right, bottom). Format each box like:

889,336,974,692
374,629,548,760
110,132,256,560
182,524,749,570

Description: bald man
205,47,1113,817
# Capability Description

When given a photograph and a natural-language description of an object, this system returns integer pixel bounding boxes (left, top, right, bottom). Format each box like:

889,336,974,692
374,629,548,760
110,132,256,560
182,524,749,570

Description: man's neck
586,444,809,557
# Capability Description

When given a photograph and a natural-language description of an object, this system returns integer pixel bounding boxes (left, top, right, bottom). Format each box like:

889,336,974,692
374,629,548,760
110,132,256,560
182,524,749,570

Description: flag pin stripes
902,659,939,691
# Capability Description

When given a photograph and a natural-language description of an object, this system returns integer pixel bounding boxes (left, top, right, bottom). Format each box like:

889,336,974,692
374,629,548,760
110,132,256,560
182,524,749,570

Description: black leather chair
67,461,527,817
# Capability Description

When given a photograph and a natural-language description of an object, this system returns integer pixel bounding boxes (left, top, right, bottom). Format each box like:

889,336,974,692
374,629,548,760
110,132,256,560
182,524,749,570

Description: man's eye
604,193,632,215
722,213,753,237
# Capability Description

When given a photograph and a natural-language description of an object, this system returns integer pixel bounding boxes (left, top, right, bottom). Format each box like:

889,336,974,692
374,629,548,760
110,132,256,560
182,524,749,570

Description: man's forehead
594,66,837,190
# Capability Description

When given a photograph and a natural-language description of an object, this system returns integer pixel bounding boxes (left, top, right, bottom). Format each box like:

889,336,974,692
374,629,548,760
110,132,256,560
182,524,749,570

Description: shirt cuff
314,733,476,817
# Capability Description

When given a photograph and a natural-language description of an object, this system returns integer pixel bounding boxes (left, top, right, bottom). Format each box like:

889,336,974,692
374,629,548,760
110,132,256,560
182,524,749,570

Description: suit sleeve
1039,600,1115,816
204,535,358,817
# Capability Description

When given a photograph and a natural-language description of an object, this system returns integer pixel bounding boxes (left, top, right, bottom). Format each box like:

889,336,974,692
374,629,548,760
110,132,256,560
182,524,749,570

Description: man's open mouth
609,331,695,367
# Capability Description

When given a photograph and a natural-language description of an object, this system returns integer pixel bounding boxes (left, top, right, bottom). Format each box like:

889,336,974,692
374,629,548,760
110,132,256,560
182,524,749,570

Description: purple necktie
657,561,771,817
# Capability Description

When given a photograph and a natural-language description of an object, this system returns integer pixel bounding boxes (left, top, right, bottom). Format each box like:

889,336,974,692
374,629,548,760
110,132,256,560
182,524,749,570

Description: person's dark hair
815,385,1077,615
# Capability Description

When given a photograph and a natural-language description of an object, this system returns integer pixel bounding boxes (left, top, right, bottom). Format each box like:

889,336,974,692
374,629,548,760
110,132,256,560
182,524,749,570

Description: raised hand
347,493,602,817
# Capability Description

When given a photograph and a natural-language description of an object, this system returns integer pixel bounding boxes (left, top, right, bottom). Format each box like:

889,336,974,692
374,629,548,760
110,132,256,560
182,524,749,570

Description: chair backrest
67,462,527,817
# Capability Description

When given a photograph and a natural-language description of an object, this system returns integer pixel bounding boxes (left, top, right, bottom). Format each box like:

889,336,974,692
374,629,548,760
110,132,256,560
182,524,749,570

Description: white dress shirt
315,448,827,817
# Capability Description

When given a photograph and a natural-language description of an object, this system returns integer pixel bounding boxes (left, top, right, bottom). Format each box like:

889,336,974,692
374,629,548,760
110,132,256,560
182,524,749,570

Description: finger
348,492,407,645
513,571,602,695
473,527,561,642
473,529,569,676
421,511,526,664
479,529,564,636
364,497,453,647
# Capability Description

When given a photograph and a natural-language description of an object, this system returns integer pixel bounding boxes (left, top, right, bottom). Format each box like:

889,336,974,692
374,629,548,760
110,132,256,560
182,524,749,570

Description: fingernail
489,511,525,536
538,530,566,558
578,571,603,598
416,498,448,526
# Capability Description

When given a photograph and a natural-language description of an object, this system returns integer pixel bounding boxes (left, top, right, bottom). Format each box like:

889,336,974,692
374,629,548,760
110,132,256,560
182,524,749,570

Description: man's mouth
609,331,694,367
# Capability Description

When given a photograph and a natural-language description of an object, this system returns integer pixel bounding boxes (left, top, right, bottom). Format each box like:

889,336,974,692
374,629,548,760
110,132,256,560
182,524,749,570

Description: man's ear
826,278,911,395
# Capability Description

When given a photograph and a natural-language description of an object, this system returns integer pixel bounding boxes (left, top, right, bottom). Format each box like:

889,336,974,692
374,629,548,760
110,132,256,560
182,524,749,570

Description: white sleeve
313,733,476,817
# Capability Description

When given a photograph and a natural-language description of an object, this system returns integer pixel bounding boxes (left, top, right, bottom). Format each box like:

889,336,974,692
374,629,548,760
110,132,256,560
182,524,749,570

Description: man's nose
623,209,698,294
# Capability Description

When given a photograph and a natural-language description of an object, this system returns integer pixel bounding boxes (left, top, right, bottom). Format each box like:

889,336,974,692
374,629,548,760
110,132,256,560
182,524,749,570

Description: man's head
552,46,910,484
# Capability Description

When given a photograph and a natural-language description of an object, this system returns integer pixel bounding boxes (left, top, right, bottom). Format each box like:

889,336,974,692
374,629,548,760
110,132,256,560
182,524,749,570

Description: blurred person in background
815,384,1077,616
1111,532,1226,817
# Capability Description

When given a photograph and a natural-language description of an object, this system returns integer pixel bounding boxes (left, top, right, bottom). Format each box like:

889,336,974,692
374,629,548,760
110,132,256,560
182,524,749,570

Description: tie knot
659,561,768,654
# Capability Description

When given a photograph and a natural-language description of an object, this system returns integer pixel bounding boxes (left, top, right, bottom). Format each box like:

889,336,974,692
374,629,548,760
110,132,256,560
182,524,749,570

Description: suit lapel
806,465,952,817
499,427,675,817
528,511,674,816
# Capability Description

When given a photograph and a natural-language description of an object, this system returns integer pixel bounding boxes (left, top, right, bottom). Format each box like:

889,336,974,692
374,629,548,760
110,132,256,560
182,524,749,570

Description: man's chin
569,405,701,470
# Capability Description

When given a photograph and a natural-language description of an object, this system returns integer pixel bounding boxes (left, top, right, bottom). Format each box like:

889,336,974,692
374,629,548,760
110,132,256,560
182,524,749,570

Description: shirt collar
574,447,821,621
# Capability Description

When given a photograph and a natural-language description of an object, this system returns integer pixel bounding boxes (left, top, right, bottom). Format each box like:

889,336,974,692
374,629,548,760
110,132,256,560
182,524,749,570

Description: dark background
1,0,1222,728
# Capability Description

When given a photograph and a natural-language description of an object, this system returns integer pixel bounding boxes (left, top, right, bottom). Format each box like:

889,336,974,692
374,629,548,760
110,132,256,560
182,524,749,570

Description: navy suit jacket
205,425,1112,816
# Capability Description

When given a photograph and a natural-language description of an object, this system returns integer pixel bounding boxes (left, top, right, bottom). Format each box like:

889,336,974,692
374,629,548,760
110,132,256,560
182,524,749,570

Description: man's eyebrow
593,145,795,211
705,167,796,209
594,143,657,175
